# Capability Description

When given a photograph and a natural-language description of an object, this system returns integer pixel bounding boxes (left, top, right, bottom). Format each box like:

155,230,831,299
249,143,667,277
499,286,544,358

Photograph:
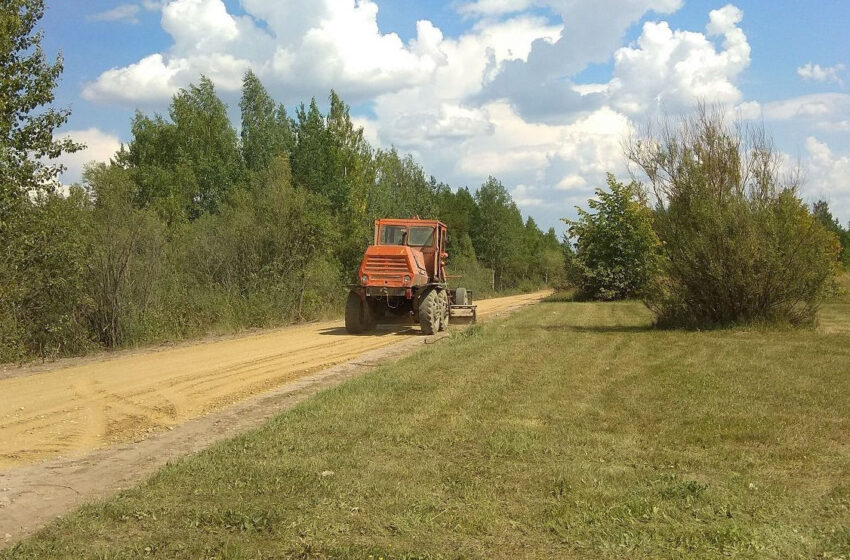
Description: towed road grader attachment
345,218,477,335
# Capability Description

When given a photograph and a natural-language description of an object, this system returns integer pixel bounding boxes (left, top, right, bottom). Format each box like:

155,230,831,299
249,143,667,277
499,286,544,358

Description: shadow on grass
542,291,647,306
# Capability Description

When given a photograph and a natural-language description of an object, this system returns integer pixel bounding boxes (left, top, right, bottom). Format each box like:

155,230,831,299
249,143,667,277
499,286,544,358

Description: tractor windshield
407,226,435,247
380,225,407,245
379,225,436,247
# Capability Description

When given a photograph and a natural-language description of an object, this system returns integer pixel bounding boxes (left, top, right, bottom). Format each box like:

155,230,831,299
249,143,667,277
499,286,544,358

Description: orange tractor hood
358,245,429,289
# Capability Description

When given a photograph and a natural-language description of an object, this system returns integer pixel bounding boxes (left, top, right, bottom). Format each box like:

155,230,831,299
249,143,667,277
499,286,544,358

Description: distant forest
1,71,565,362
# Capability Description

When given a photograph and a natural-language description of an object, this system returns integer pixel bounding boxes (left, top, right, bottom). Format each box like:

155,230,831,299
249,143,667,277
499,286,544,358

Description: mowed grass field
4,285,850,559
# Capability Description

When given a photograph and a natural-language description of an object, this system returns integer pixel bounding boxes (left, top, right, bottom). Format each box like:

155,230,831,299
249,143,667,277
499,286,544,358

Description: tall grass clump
628,106,840,327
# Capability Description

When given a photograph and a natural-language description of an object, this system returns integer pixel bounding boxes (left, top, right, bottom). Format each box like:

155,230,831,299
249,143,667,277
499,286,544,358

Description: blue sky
44,0,850,231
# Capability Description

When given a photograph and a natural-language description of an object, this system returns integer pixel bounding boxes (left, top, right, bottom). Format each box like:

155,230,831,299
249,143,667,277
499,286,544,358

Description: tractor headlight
361,274,369,284
403,275,411,284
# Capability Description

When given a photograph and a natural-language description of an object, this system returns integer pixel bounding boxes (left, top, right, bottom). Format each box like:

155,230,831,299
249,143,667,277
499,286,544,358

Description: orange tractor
345,218,477,334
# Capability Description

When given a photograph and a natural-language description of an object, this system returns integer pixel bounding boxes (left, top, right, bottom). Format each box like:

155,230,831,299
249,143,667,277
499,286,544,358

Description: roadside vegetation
5,297,849,559
564,174,659,301
0,2,565,363
566,107,846,329
629,107,840,327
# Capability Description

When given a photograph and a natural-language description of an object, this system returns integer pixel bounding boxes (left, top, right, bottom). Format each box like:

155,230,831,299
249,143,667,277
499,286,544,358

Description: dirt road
0,291,547,472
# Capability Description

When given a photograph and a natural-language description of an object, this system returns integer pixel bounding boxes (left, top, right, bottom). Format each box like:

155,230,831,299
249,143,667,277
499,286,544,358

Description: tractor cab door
417,224,447,283
407,225,439,281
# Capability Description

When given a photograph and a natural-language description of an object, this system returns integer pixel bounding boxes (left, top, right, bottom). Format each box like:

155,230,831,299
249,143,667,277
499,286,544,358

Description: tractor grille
364,255,409,279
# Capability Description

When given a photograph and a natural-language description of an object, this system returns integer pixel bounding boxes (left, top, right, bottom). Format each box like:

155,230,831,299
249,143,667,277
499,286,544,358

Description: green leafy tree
5,190,94,359
291,98,332,196
171,76,242,217
472,177,525,289
125,76,242,220
0,0,86,361
536,227,567,285
565,174,659,300
325,92,378,277
539,245,566,285
374,149,437,219
327,90,371,210
437,185,479,261
0,0,82,222
186,156,337,321
123,112,187,222
240,71,293,174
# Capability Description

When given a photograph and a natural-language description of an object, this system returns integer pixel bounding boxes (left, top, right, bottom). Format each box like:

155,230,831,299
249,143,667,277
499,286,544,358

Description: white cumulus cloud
511,184,545,207
478,0,682,121
607,4,750,115
83,0,450,106
797,63,846,86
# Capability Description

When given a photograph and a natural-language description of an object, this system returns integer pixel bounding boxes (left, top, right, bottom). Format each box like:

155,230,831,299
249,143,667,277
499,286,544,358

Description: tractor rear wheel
345,292,375,334
418,289,442,335
454,287,468,306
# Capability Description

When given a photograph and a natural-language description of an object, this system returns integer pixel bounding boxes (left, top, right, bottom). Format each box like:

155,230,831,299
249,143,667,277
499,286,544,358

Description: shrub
564,174,660,300
86,163,166,347
0,190,95,360
628,106,840,327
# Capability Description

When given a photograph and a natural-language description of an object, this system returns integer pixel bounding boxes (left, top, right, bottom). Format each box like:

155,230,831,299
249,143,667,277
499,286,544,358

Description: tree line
0,2,564,362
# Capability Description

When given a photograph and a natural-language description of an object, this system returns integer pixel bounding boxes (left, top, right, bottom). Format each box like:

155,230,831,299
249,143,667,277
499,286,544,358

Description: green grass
4,300,850,559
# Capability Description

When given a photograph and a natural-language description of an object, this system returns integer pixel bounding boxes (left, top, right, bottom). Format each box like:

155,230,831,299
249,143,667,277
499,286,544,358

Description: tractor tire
438,290,449,331
454,287,468,306
345,292,375,334
418,289,442,335
364,301,377,331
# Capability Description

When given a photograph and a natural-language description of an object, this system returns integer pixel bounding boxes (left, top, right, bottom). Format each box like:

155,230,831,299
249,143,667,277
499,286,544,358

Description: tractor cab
367,219,446,286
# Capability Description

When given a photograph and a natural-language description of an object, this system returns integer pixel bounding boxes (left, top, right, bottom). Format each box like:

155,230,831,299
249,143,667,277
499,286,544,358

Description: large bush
565,174,660,300
0,191,94,361
628,107,839,326
85,164,165,348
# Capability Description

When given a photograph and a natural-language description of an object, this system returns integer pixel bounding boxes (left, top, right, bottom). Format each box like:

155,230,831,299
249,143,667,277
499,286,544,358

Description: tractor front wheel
345,292,375,334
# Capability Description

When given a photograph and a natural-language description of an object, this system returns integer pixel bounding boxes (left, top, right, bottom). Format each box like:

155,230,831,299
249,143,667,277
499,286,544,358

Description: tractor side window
407,226,435,247
380,225,407,245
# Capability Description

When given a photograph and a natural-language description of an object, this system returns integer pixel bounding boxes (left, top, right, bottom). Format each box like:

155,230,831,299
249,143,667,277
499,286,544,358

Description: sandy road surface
0,291,547,472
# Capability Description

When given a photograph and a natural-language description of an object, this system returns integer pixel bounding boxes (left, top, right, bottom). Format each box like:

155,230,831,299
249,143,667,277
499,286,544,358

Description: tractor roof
375,218,447,228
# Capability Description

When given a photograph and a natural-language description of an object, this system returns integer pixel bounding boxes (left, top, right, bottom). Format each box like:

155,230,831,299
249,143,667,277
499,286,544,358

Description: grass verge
4,300,850,559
